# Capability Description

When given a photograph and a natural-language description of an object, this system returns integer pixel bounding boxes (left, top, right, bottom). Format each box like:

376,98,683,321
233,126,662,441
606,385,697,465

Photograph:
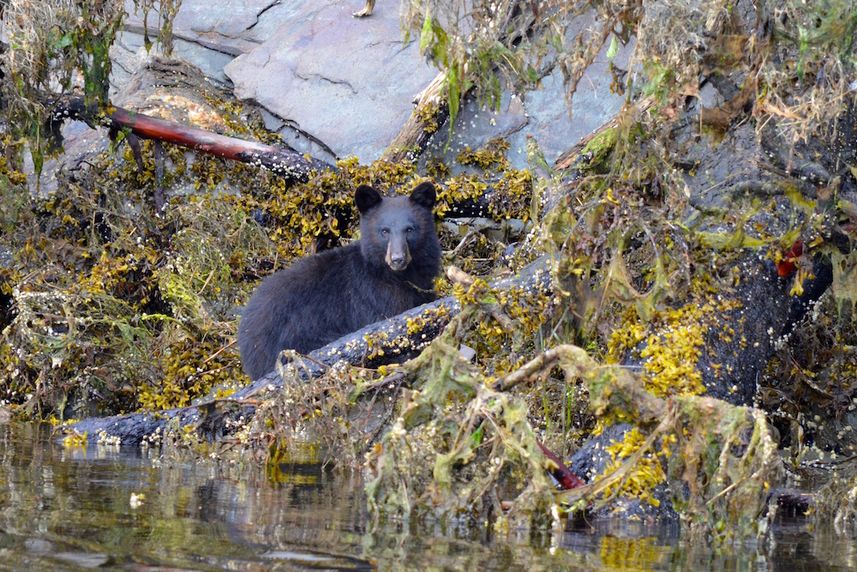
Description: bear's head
356,182,439,274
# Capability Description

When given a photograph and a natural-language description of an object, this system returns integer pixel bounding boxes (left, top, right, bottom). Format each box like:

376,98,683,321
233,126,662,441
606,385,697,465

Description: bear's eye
405,226,415,234
379,228,390,236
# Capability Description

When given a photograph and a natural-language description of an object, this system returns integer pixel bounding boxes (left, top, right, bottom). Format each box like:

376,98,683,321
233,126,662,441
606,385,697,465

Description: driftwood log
64,399,256,448
381,72,449,164
55,95,334,183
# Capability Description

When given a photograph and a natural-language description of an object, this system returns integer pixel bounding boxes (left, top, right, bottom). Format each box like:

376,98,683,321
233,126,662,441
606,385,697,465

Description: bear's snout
386,238,412,272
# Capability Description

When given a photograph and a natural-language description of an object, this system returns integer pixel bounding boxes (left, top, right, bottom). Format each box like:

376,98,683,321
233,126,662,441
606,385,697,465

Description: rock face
224,0,439,163
110,1,629,166
422,41,631,170
567,423,678,524
122,0,281,54
115,0,282,88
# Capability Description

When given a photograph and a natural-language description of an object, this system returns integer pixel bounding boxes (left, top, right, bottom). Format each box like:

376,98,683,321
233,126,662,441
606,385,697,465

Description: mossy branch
55,95,334,183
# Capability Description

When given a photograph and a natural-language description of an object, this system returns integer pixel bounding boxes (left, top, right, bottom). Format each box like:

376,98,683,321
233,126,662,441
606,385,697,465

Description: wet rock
224,0,438,163
24,538,55,555
568,423,632,481
568,424,678,524
26,121,110,199
690,256,792,406
426,65,626,170
677,97,857,222
67,400,255,447
0,245,11,269
612,255,831,408
111,29,236,89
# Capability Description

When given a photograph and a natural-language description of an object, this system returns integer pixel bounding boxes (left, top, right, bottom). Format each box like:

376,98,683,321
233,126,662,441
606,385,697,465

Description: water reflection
0,422,852,571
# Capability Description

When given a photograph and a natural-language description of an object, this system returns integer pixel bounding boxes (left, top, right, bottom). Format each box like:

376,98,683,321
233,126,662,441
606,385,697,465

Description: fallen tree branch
54,95,334,183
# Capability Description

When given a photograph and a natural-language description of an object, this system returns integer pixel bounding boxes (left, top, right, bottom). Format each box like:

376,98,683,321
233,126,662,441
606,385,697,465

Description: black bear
238,182,441,380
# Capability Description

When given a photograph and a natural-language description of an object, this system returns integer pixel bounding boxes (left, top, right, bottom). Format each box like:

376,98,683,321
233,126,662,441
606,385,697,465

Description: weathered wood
62,400,256,447
55,95,334,183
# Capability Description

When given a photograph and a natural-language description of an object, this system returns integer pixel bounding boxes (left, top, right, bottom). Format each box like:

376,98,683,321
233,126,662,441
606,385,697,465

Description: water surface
0,423,853,571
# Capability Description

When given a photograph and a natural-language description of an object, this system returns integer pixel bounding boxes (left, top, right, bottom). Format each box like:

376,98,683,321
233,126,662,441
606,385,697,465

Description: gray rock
25,121,110,199
122,0,282,53
115,0,298,90
110,30,237,89
568,423,678,523
698,80,725,109
422,34,632,170
224,0,438,162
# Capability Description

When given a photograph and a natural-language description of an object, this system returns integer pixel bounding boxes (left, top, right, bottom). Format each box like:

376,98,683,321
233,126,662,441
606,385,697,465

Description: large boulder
224,0,438,163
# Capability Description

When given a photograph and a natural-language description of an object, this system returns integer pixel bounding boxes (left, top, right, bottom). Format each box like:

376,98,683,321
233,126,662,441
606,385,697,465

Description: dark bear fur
238,182,441,380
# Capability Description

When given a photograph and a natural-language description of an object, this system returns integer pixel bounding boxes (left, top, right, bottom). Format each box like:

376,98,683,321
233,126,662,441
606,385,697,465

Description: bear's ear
355,185,382,213
409,182,436,210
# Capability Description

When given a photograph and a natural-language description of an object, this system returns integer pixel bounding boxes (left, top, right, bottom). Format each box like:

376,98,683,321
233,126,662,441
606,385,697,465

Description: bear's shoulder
287,243,362,277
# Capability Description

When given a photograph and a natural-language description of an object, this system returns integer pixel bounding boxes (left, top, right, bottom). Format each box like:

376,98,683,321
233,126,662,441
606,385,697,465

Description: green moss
580,127,618,172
